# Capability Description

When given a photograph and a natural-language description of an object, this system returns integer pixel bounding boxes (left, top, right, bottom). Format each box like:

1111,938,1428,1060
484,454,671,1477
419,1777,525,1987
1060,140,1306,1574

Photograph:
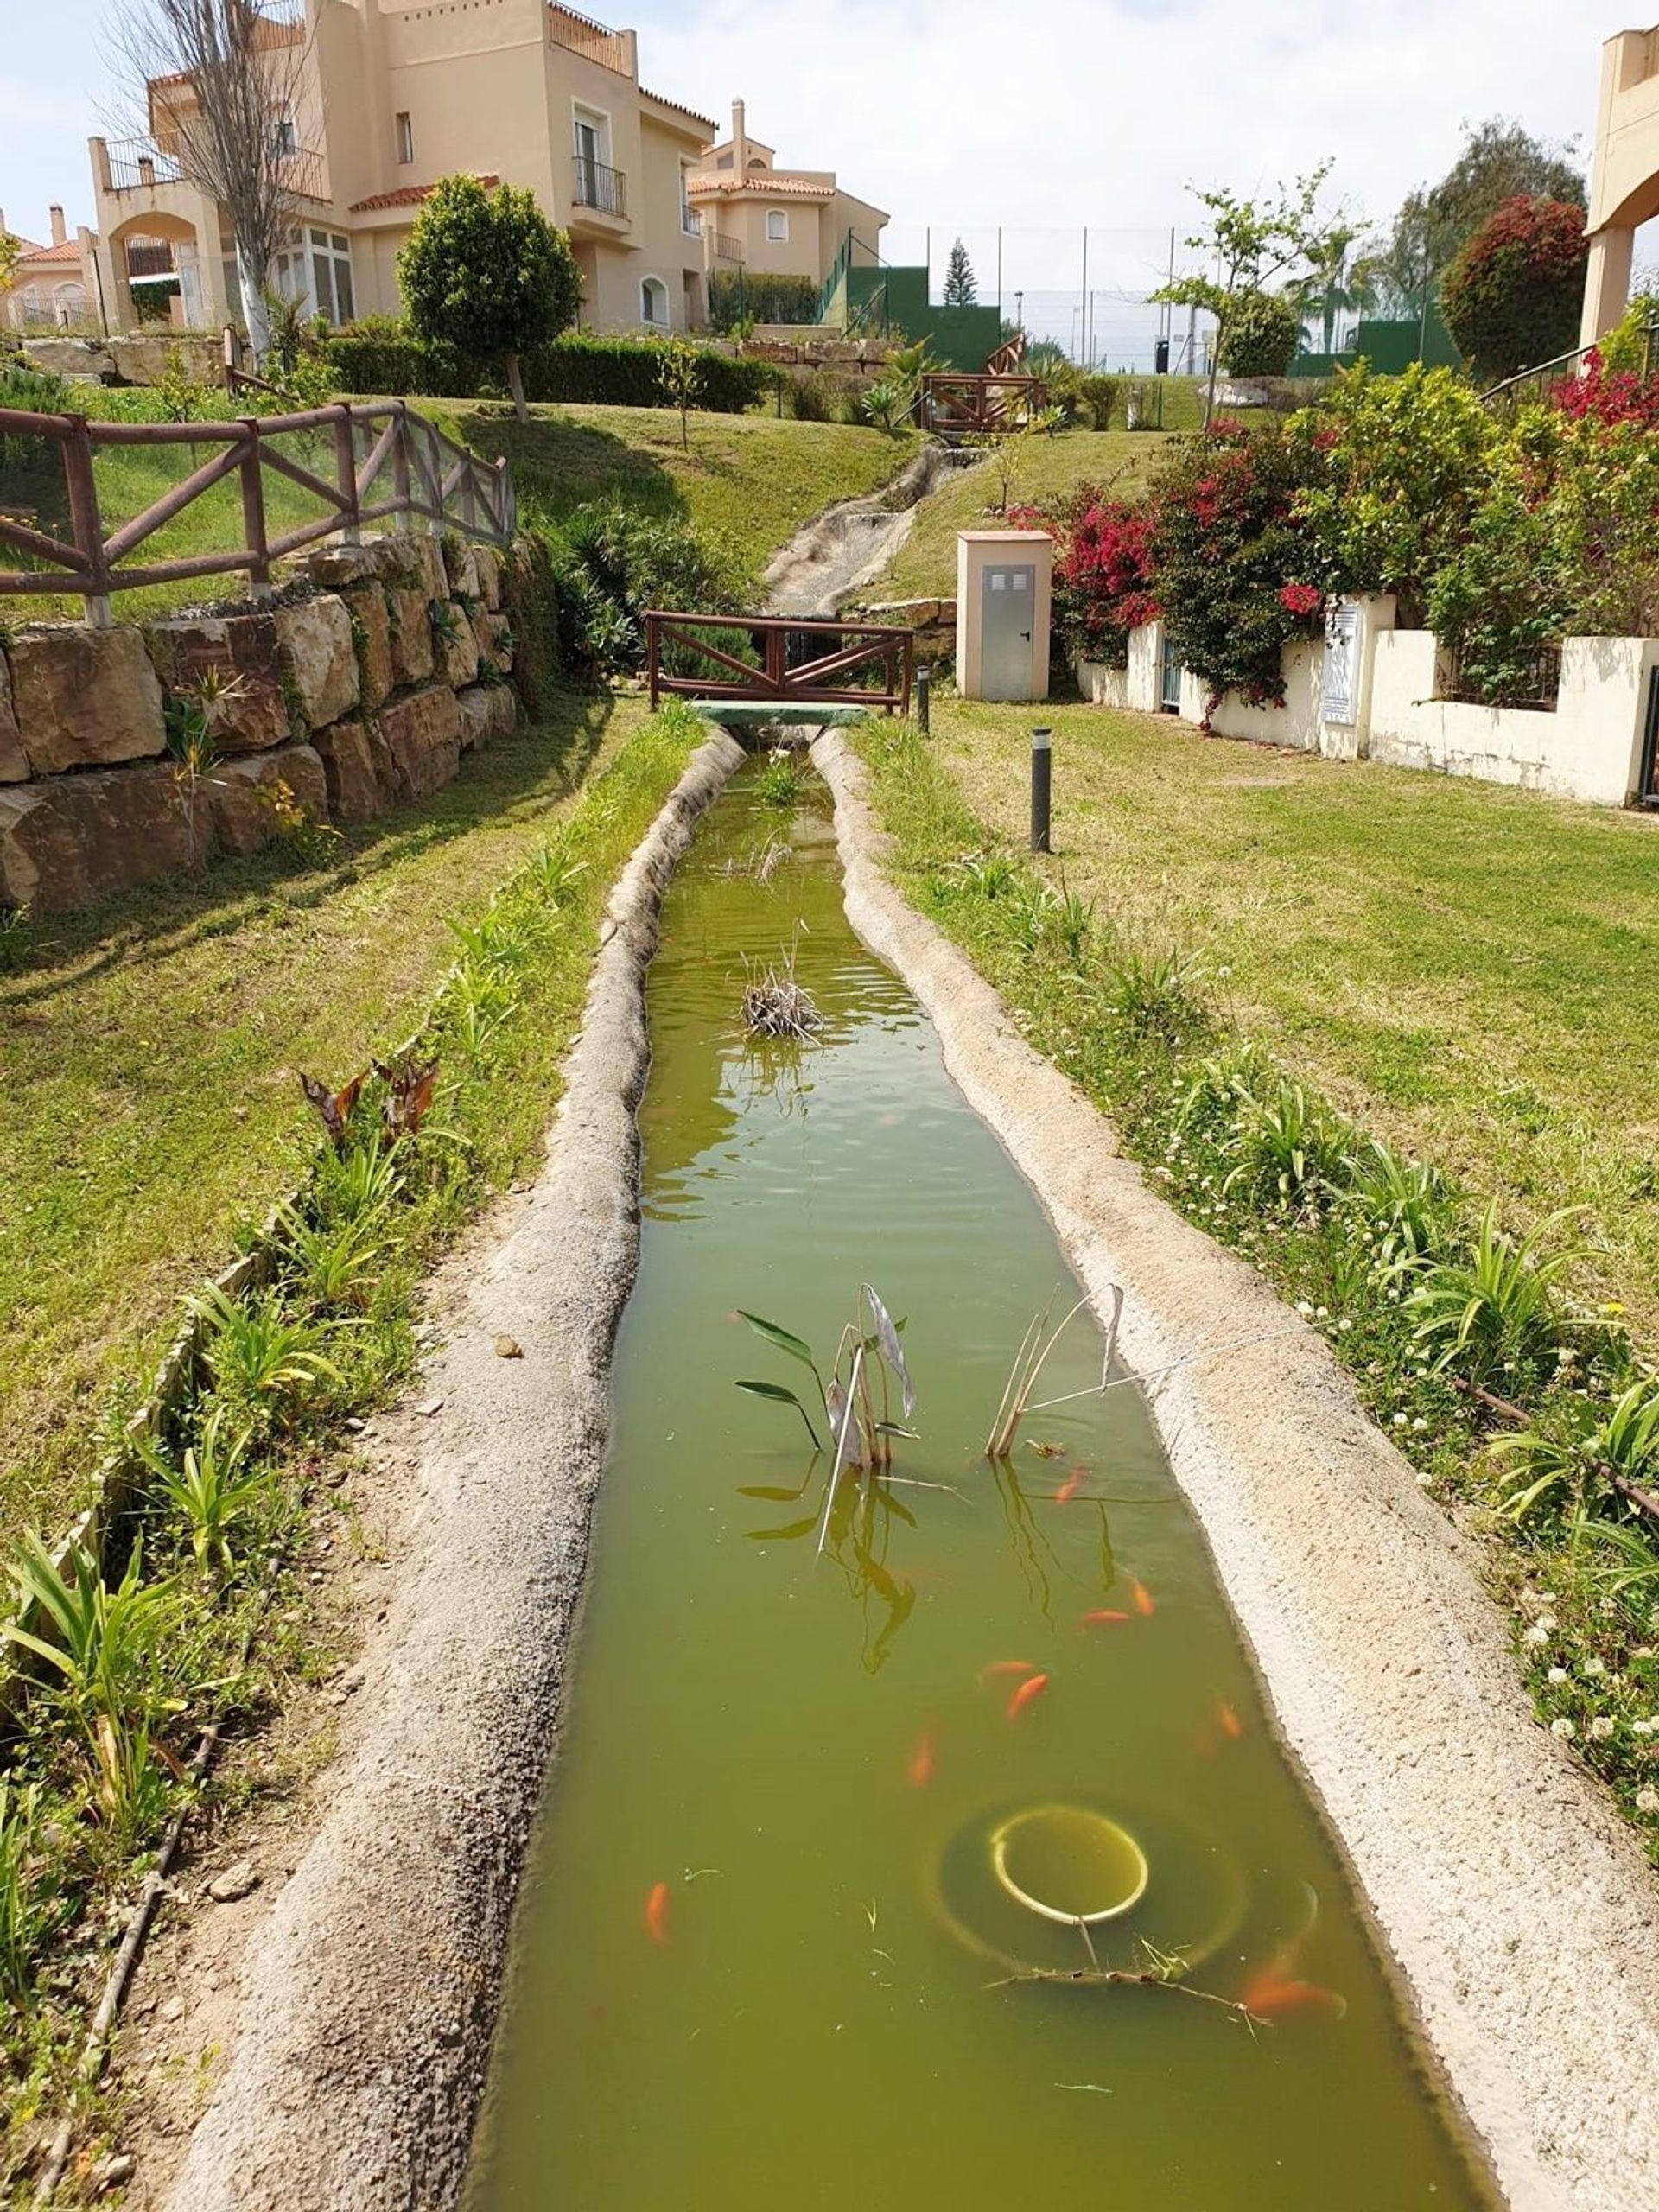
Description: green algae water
468,766,1493,2212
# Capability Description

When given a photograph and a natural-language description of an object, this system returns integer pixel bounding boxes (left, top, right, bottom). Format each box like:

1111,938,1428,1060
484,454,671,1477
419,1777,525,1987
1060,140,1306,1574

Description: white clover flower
1637,1788,1659,1815
1338,1317,1354,1332
1295,1300,1314,1318
1412,1417,1429,1433
1551,1716,1576,1738
1315,1306,1329,1320
1632,1719,1652,1737
1392,1413,1408,1429
1589,1715,1616,1741
1524,1620,1552,1645
1548,1667,1568,1684
1583,1656,1606,1678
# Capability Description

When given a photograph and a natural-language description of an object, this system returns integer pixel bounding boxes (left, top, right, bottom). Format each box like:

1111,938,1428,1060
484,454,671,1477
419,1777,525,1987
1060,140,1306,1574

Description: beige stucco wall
956,530,1053,702
1581,26,1659,344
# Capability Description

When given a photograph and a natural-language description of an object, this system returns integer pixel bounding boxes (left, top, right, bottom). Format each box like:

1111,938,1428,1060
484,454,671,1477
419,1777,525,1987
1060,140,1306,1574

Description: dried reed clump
741,950,822,1040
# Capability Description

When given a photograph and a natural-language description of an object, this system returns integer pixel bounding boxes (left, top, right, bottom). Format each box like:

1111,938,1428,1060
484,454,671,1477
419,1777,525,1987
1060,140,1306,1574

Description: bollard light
1030,727,1052,854
916,663,931,734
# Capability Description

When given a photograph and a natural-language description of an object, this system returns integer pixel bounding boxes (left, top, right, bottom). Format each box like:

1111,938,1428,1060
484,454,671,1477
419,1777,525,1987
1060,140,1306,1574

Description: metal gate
1160,632,1182,713
1322,603,1359,726
1640,664,1659,809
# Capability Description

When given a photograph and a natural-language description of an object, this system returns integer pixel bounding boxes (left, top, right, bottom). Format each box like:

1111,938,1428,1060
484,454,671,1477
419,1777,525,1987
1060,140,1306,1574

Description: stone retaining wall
0,532,518,914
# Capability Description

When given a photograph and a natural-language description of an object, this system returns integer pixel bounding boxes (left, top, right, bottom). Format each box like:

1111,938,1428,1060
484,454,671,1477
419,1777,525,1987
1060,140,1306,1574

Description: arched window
640,275,669,328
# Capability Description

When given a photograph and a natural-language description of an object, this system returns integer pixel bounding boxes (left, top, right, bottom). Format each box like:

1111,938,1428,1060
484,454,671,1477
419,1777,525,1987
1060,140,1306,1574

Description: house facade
1580,22,1659,346
86,0,716,342
2,206,102,335
687,100,887,297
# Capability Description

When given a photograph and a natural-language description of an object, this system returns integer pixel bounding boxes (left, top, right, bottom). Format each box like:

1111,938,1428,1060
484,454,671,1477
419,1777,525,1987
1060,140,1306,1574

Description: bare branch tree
104,0,313,360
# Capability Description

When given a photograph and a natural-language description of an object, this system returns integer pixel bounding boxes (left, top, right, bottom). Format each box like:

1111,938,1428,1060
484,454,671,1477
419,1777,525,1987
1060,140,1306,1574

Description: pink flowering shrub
1010,486,1158,668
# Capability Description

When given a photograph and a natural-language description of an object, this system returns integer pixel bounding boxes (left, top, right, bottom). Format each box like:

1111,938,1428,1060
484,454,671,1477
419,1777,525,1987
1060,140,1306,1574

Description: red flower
1278,582,1322,617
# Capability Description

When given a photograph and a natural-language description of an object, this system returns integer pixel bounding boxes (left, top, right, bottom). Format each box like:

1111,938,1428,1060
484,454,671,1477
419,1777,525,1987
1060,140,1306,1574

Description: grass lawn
3,403,917,624
433,402,918,585
872,428,1174,602
918,694,1659,1344
0,688,651,1535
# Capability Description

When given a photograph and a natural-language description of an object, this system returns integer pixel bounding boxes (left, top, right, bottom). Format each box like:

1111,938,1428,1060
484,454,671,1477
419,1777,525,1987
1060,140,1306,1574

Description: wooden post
646,613,659,709
60,414,111,626
333,404,360,544
390,404,411,534
766,623,786,695
239,420,272,601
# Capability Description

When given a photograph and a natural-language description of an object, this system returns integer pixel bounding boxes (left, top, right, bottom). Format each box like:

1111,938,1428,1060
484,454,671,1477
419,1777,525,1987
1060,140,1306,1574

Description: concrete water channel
464,762,1492,2210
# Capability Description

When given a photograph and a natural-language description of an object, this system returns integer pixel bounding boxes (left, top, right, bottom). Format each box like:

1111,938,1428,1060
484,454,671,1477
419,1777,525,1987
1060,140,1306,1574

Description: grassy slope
923,694,1659,1341
874,429,1173,602
430,402,919,585
0,691,646,1532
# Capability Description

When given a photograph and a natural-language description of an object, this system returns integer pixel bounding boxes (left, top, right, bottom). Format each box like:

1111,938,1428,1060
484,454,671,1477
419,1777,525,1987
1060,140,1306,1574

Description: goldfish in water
1078,1609,1132,1629
1130,1578,1156,1618
906,1732,937,1788
1216,1700,1244,1740
979,1658,1038,1681
1241,1967,1343,2021
645,1880,671,1947
1054,1467,1085,1504
1007,1671,1051,1720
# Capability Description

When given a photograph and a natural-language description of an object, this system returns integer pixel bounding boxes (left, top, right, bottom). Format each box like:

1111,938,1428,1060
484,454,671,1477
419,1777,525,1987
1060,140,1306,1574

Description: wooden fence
0,398,514,625
918,373,1048,438
645,610,913,715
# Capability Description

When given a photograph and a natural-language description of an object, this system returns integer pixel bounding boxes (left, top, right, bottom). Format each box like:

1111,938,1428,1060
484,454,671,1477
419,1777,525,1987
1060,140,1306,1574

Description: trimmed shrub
325,315,474,397
327,322,773,413
1440,196,1587,385
1220,290,1302,378
546,500,743,676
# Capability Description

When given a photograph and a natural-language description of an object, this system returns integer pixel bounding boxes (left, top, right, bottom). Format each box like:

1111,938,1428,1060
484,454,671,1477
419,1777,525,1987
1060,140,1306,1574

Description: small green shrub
1219,289,1302,378
1407,1203,1583,1386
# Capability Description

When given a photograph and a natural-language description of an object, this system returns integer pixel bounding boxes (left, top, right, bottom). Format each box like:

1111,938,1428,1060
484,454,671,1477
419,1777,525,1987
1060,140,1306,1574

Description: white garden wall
1077,602,1657,810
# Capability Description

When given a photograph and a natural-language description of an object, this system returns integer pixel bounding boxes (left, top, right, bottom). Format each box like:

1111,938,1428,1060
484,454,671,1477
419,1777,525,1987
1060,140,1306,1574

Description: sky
0,0,1612,360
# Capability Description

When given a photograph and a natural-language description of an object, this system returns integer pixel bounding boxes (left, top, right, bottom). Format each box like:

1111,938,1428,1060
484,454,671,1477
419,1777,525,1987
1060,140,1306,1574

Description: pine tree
943,238,977,307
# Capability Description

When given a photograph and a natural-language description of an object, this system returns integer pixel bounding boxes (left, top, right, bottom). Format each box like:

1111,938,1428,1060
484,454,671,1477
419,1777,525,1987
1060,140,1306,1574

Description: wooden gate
645,611,913,715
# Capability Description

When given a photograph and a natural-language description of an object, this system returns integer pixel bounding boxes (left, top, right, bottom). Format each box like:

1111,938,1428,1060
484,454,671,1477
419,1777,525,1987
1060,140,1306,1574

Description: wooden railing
0,399,514,625
645,610,912,715
918,373,1048,437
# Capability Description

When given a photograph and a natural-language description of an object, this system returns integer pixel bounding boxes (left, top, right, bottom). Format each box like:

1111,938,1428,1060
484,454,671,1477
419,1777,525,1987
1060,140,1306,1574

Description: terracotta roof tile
348,175,499,213
686,173,834,200
16,238,85,267
640,86,717,133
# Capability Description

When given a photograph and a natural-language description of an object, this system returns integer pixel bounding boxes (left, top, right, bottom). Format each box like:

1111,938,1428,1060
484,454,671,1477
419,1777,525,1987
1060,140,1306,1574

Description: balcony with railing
681,205,703,238
710,231,743,264
98,134,329,207
123,237,178,280
547,3,635,75
572,156,628,220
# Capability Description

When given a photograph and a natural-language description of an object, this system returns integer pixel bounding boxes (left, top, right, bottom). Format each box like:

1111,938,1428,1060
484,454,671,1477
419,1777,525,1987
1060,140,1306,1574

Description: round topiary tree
1440,195,1587,385
398,175,581,420
1218,289,1301,378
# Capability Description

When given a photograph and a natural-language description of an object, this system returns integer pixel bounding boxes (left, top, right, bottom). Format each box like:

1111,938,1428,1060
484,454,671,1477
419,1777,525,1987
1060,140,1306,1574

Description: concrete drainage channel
760,440,974,617
139,451,1659,2212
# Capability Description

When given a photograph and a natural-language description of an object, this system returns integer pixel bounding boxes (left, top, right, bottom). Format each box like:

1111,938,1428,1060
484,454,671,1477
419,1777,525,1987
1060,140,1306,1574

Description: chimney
49,204,67,245
732,99,747,173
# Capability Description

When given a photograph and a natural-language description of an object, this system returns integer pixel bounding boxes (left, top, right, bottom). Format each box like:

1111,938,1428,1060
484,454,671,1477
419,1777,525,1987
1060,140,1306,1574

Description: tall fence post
60,414,111,627
646,613,660,710
239,418,272,602
915,662,931,734
333,403,360,545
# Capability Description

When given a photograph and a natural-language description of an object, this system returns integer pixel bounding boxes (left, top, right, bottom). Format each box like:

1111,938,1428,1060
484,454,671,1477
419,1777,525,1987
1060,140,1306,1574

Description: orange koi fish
906,1732,937,1789
979,1659,1038,1681
1054,1467,1085,1504
645,1880,671,1947
1007,1671,1051,1721
1216,1700,1244,1741
1130,1579,1156,1618
1079,1609,1132,1629
1241,1967,1343,2021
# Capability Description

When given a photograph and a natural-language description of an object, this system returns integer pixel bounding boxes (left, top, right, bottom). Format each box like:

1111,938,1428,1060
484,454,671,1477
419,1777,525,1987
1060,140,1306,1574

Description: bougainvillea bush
1440,195,1588,385
1146,416,1325,717
1010,484,1157,667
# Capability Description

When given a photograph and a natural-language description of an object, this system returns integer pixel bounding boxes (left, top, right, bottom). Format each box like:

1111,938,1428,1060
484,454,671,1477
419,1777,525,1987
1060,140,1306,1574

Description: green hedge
708,270,822,331
325,318,774,413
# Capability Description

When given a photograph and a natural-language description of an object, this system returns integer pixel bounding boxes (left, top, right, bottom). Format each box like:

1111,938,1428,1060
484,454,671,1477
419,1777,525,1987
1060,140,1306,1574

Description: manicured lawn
432,402,919,584
919,694,1659,1342
0,689,650,1535
872,428,1174,602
